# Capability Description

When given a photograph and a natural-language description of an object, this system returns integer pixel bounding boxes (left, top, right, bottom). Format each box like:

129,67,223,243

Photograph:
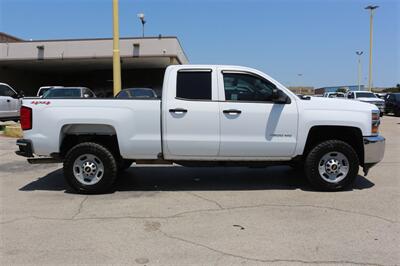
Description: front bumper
363,135,385,174
16,139,33,157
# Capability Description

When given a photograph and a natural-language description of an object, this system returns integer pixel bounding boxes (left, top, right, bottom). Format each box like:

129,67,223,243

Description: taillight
20,106,32,130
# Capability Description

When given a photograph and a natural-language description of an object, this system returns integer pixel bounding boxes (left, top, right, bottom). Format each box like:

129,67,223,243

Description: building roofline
7,35,180,43
0,33,189,64
29,35,190,62
0,32,23,42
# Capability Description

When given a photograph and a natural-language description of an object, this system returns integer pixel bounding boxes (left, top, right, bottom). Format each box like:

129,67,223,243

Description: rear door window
176,71,212,100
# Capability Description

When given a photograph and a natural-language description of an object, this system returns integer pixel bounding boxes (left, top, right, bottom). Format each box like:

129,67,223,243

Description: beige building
288,86,315,95
0,32,189,96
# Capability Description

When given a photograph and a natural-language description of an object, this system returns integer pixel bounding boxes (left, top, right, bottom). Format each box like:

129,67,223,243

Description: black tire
118,159,134,172
63,142,118,194
289,160,304,172
305,140,359,191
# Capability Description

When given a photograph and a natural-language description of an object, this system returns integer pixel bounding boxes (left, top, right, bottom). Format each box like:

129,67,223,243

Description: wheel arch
303,125,364,166
59,124,121,159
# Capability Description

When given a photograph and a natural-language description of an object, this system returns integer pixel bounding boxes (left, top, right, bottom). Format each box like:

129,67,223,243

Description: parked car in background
116,88,158,99
42,87,96,98
374,92,387,100
384,93,400,117
37,86,64,97
323,92,345,98
346,91,385,116
0,83,23,121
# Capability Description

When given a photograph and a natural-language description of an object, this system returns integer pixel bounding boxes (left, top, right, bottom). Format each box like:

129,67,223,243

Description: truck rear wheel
305,140,359,191
63,142,118,194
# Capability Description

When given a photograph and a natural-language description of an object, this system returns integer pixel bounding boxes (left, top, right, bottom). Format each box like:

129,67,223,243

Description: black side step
27,158,62,164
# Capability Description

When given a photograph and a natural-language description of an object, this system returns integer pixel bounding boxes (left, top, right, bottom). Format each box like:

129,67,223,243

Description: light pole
365,5,379,92
137,13,146,37
297,73,303,93
356,51,363,91
112,0,122,96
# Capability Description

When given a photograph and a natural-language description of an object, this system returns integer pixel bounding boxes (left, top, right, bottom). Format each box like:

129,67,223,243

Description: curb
3,125,23,138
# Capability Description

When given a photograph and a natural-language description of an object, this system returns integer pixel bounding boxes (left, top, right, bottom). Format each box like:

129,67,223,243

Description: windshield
129,89,156,98
356,92,377,98
43,88,81,98
0,85,17,97
38,88,50,96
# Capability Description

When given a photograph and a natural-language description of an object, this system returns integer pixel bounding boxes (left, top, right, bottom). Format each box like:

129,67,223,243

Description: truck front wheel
305,140,359,191
63,142,118,194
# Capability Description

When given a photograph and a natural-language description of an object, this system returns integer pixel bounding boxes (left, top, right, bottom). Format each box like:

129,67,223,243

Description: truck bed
22,98,162,159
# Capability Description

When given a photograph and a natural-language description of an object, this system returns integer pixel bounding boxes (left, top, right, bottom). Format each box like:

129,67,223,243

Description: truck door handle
223,109,242,115
169,108,188,114
6,99,10,102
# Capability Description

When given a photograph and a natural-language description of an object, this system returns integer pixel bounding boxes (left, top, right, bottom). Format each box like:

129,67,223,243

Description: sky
0,0,399,88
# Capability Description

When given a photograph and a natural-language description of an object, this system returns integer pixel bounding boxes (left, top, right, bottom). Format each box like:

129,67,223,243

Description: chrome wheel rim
318,152,349,183
73,154,104,185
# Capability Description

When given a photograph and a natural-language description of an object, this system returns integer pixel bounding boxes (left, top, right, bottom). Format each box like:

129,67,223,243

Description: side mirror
18,90,25,98
83,94,90,98
272,88,290,104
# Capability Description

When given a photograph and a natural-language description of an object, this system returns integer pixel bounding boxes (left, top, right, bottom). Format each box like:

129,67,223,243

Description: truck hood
356,97,385,103
303,97,378,112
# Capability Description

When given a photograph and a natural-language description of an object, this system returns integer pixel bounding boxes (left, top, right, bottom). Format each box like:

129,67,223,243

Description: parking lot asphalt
1,116,399,265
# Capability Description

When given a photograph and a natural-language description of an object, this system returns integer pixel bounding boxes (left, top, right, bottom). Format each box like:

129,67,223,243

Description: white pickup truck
16,65,385,194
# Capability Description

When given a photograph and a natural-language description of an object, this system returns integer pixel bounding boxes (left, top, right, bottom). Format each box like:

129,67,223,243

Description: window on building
176,71,212,100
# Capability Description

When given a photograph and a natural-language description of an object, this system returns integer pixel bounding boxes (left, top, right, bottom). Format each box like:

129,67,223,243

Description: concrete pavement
1,116,399,265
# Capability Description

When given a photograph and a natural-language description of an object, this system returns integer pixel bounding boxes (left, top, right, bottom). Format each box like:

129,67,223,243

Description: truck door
163,67,220,158
217,69,298,158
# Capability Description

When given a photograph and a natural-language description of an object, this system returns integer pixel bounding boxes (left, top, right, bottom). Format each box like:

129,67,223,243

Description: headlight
371,110,380,135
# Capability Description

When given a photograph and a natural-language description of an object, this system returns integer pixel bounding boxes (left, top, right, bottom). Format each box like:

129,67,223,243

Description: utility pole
365,5,379,92
356,51,363,91
112,0,122,96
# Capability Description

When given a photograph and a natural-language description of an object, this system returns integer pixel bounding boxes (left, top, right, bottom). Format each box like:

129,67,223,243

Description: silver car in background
0,83,22,121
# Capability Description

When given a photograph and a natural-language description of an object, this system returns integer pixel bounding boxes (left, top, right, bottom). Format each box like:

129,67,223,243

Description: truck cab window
176,71,212,100
0,85,17,98
222,73,275,102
